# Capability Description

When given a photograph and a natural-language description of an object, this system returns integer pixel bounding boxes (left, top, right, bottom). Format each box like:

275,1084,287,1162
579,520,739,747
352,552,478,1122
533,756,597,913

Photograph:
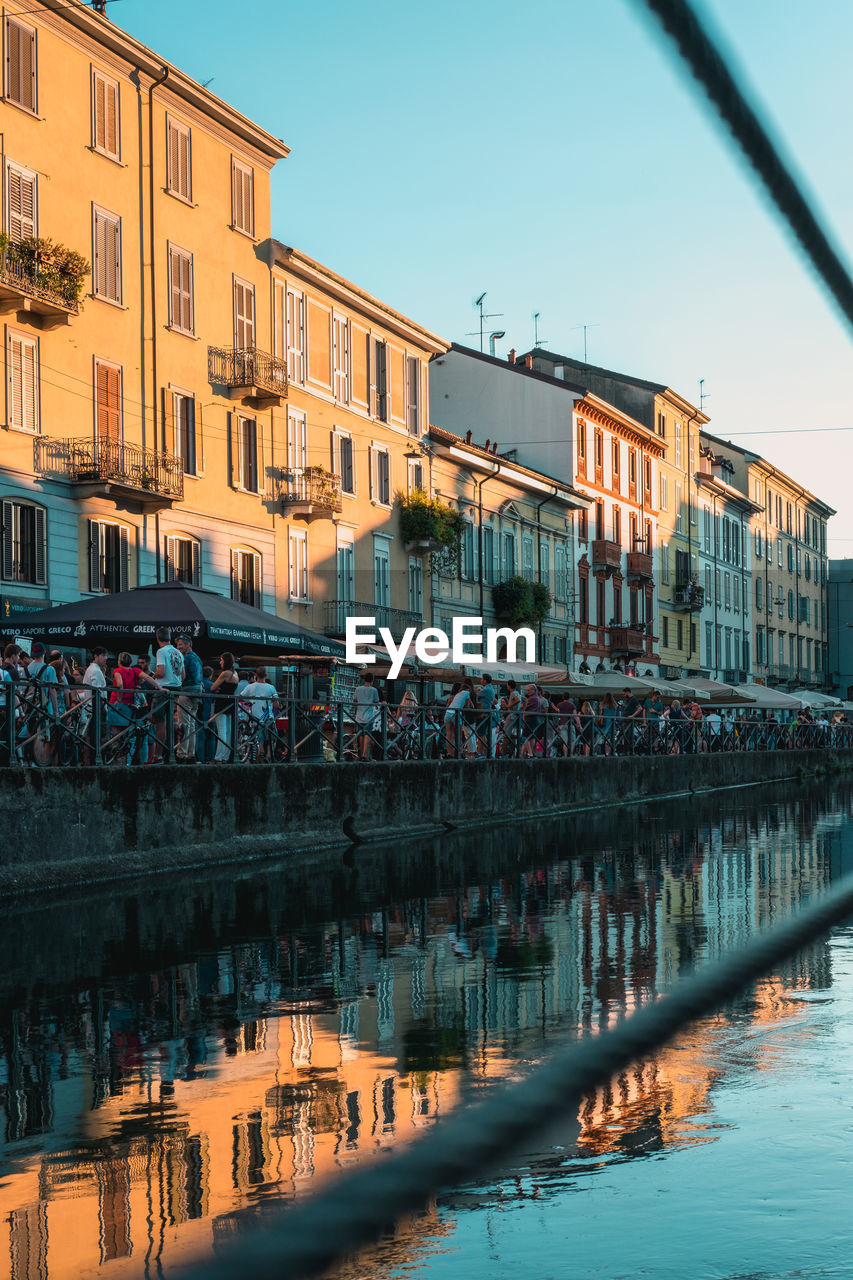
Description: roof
427,425,591,508
523,347,667,394
440,343,587,396
702,430,836,516
272,243,448,354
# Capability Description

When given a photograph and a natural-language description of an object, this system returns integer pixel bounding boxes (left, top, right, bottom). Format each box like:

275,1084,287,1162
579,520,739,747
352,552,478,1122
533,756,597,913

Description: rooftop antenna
91,0,107,11
699,378,710,412
533,311,548,347
569,322,600,364
466,292,504,353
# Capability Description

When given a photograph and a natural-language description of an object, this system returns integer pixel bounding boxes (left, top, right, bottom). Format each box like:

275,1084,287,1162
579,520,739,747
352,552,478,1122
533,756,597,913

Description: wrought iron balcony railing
281,468,343,519
207,345,288,401
673,583,705,610
324,601,424,644
0,253,80,322
35,437,184,502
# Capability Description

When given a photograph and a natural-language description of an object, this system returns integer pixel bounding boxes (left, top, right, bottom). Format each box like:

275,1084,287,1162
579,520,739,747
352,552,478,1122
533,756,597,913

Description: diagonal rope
175,870,853,1280
634,0,853,337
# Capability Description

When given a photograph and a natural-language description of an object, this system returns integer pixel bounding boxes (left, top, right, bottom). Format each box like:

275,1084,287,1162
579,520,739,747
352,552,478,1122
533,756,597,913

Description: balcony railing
609,626,646,655
324,601,424,644
673,583,705,610
35,437,183,503
591,539,621,572
281,468,343,519
0,253,79,323
207,345,288,403
626,550,653,580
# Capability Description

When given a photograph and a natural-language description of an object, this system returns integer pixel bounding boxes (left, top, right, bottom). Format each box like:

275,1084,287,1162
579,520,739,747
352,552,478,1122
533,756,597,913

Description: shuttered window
1,500,46,585
172,391,197,475
93,207,122,303
406,356,420,436
88,520,130,594
6,162,37,243
6,331,38,433
238,417,259,493
370,447,390,505
165,535,200,585
94,360,121,441
92,69,120,161
166,118,192,201
233,278,255,349
286,289,305,383
231,158,254,236
288,531,308,601
168,244,194,334
231,548,261,608
5,17,37,114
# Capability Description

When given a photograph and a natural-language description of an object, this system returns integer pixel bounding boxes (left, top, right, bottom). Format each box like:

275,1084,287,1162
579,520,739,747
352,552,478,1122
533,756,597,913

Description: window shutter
105,79,118,157
179,127,191,199
368,447,373,500
227,413,237,489
88,520,101,591
7,334,37,433
180,253,192,331
161,386,173,455
7,19,36,113
191,539,200,586
194,399,204,475
257,421,266,497
234,279,255,349
1,501,13,580
230,548,239,599
164,535,176,582
118,526,129,593
7,166,36,242
96,363,120,441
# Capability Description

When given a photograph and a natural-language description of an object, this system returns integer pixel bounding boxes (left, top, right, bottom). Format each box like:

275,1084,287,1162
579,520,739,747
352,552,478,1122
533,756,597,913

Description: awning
735,683,803,710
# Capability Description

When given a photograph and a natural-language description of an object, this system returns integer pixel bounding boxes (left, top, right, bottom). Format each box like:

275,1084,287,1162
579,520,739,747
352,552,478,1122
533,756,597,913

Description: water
3,783,853,1279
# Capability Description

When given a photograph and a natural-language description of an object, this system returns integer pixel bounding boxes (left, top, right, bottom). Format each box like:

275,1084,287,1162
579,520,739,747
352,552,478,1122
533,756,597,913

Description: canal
2,781,853,1279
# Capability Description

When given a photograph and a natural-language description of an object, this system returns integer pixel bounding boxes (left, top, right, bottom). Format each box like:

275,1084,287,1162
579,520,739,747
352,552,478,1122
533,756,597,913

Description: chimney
524,354,533,369
484,439,491,452
465,429,472,444
508,348,516,364
492,442,498,455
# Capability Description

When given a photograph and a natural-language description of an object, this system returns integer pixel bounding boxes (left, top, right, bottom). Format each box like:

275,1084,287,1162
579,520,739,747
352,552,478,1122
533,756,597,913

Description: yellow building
1,0,288,618
267,243,447,642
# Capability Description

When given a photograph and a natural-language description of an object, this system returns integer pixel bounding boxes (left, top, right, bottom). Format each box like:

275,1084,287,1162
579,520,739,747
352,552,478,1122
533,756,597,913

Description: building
429,345,664,673
702,433,833,689
825,561,853,699
0,0,290,623
267,243,447,644
522,349,709,678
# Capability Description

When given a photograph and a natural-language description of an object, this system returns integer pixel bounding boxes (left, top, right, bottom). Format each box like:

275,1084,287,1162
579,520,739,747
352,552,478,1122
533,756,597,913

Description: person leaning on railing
210,653,239,763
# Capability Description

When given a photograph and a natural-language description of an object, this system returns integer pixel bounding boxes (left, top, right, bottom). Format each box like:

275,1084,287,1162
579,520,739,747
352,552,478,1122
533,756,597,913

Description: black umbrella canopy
0,581,347,658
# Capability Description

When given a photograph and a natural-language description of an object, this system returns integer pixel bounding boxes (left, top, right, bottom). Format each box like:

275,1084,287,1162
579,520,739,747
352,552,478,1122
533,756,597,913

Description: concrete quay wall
2,751,850,895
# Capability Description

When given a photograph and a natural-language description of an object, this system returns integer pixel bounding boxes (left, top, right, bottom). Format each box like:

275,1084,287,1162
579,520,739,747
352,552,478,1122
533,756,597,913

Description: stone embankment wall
2,752,849,895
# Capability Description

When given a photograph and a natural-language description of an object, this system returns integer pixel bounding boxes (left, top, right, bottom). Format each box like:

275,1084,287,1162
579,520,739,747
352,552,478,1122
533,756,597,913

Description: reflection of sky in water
1,789,852,1279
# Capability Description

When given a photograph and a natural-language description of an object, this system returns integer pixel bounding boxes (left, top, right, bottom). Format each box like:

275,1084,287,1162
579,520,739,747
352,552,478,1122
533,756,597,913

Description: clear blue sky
113,0,853,551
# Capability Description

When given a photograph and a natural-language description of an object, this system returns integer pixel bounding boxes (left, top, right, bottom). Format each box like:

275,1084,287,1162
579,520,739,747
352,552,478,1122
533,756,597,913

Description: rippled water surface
3,784,853,1279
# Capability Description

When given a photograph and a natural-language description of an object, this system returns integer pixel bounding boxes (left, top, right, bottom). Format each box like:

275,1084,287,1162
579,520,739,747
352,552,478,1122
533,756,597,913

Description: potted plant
492,576,552,626
399,491,465,557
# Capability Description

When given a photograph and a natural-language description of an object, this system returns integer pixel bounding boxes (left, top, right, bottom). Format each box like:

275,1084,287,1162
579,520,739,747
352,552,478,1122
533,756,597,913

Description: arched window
165,534,200,586
231,547,261,608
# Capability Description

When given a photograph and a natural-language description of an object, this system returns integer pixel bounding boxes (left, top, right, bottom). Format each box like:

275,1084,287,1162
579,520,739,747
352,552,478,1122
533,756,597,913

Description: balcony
324,600,424,644
673,583,705,610
591,539,621,573
766,663,792,686
35,437,183,508
0,254,79,328
609,626,646,656
626,550,653,581
207,345,288,407
281,468,343,520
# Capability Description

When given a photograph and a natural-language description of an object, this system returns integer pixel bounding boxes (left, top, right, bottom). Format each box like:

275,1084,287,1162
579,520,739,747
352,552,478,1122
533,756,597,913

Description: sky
109,0,853,551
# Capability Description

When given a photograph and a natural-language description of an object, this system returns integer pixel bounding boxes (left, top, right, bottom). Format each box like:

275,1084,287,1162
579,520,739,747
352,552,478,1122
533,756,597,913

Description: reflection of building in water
0,803,840,1279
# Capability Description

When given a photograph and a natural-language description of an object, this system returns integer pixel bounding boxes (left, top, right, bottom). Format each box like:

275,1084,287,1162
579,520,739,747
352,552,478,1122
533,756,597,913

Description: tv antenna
699,377,710,412
466,292,504,353
569,322,600,364
533,311,548,347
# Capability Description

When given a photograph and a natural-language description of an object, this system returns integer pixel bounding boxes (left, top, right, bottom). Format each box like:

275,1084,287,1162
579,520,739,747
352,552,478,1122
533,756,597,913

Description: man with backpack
26,641,60,765
175,634,203,762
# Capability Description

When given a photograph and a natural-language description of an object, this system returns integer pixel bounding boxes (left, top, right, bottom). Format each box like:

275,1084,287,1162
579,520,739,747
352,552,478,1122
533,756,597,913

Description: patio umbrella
0,580,346,659
686,677,757,705
734,682,802,710
789,689,840,709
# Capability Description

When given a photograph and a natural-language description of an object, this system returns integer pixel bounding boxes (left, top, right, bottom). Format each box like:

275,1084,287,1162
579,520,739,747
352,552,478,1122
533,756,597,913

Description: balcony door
373,536,390,624
287,408,307,499
233,277,255,352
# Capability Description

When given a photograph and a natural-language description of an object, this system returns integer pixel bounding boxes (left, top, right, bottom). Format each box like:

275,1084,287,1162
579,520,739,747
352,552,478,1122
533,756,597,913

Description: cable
633,0,853,339
171,868,853,1280
6,0,122,16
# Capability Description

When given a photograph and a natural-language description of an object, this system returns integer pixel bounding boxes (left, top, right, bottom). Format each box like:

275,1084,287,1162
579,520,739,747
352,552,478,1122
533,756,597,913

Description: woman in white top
444,680,474,758
242,666,280,760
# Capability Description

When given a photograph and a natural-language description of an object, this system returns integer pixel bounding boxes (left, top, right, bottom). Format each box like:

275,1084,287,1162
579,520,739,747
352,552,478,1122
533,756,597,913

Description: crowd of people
2,631,851,766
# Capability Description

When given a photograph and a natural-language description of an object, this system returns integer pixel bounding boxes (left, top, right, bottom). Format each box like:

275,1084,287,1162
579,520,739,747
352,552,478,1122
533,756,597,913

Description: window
94,360,121,442
644,457,652,500
5,17,37,114
788,589,795,620
787,543,794,572
1,499,46,584
705,565,712,603
238,417,259,493
555,539,567,599
231,548,261,608
93,207,122,303
406,356,420,437
335,431,355,495
166,117,192,202
369,338,387,421
89,520,129,593
661,546,670,585
676,618,683,650
578,508,588,542
522,535,535,582
659,474,668,510
756,576,763,610
285,289,305,383
6,160,37,242
703,506,711,552
613,506,621,546
336,534,354,603
370,447,390,505
804,554,811,582
689,492,697,525
734,575,740,612
373,537,390,608
164,534,200,585
461,522,475,580
662,616,669,648
612,440,621,487
286,409,306,485
6,330,38,433
333,314,349,403
577,423,586,477
595,499,604,541
628,449,637,494
91,69,120,161
172,391,196,475
541,541,550,593
594,429,603,479
502,530,516,576
480,524,496,585
798,594,810,623
705,622,713,663
288,531,308,601
755,529,762,558
408,556,423,616
231,157,254,235
724,573,731,609
674,425,682,469
168,244,194,334
234,277,255,349
407,456,423,492
675,483,683,533
657,411,665,437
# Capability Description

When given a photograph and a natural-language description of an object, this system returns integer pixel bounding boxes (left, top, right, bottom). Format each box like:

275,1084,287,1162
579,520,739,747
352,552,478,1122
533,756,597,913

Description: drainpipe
534,488,557,655
148,66,169,581
475,461,502,618
712,494,720,678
